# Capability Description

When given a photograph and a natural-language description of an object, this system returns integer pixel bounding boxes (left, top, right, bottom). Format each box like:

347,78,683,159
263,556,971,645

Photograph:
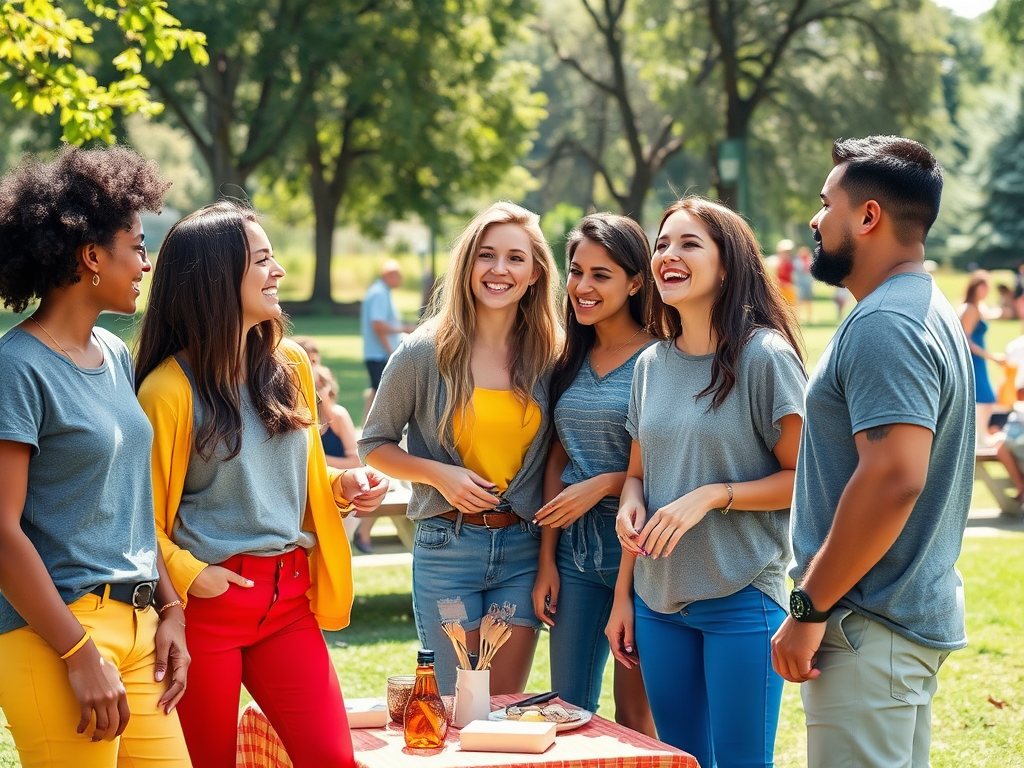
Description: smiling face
240,221,285,331
92,211,151,314
567,237,639,327
470,222,540,312
652,209,724,313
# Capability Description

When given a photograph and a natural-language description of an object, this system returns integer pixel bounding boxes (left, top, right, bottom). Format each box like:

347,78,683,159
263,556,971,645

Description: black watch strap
790,587,832,623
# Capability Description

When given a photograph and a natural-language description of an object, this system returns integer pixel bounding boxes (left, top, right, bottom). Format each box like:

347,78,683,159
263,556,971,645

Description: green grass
2,267,1023,766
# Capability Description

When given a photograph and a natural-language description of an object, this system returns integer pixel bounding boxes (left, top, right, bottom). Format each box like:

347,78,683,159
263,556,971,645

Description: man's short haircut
831,135,943,246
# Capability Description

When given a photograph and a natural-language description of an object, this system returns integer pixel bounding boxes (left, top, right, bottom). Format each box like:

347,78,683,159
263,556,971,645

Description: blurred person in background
958,270,1004,446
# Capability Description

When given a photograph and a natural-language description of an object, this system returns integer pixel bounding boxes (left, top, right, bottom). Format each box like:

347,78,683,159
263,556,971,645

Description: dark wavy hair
0,145,169,313
135,201,311,460
550,213,670,406
658,197,804,410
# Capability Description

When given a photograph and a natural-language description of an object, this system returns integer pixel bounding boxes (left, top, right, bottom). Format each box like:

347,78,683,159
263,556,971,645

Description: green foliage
0,0,207,143
540,201,583,262
974,92,1024,269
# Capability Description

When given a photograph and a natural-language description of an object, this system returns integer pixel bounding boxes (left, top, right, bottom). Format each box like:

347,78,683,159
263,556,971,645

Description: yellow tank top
451,388,541,494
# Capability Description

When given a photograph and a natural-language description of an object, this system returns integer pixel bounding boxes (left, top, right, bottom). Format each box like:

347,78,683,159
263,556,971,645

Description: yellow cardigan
137,338,355,631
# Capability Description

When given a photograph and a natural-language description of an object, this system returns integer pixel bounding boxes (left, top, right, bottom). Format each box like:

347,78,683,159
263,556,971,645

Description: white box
459,720,556,753
345,698,388,728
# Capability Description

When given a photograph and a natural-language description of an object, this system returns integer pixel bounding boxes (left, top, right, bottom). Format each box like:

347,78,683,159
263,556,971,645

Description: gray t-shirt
172,360,311,564
626,330,806,612
0,327,159,635
792,272,974,651
361,278,400,362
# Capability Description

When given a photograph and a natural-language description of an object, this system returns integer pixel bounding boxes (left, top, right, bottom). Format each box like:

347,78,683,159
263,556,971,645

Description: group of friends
0,133,973,768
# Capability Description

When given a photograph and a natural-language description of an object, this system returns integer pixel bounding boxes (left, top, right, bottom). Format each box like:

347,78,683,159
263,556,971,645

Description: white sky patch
933,0,996,17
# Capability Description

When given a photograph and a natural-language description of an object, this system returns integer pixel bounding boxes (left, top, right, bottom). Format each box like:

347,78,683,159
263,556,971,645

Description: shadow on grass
326,592,416,647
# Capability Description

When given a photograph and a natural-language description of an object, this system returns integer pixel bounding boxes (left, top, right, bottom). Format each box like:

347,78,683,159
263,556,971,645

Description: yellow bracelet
158,599,184,614
60,631,91,660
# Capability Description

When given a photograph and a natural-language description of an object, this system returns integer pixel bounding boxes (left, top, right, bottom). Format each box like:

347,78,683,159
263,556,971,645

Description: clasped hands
616,485,717,559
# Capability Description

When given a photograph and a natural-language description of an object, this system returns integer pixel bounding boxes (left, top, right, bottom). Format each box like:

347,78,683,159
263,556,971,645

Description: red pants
178,548,354,768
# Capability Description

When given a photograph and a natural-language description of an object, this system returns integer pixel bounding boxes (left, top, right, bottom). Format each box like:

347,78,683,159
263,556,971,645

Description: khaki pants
803,609,949,768
0,592,191,768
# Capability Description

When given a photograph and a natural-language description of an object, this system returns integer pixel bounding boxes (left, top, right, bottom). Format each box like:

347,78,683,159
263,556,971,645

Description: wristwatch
789,587,832,623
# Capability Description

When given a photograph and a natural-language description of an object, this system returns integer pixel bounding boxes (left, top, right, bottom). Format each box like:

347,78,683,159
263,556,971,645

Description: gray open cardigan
357,327,552,521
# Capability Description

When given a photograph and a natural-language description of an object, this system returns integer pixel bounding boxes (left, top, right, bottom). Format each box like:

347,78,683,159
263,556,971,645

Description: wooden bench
975,447,1019,515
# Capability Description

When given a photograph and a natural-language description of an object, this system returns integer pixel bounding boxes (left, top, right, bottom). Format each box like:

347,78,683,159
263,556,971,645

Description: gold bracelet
722,483,734,514
158,599,184,614
60,630,91,660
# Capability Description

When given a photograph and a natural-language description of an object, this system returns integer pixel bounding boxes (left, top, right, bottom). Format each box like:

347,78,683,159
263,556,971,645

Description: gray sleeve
0,358,43,452
838,311,940,435
626,355,643,442
750,333,807,452
357,338,420,462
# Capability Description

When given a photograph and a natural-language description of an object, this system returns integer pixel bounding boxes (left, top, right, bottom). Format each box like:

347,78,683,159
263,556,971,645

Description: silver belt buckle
131,582,155,610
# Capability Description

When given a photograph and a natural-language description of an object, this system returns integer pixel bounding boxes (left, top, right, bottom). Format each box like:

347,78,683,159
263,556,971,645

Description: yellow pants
0,592,191,768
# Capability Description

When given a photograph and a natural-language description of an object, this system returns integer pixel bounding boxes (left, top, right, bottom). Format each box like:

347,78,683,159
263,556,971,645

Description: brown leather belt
438,510,521,529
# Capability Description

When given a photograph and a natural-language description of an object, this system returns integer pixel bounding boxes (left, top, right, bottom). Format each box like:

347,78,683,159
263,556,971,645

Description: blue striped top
553,344,652,571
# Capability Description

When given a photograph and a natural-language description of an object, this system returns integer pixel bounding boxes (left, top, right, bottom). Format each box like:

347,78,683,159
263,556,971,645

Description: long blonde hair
427,201,561,443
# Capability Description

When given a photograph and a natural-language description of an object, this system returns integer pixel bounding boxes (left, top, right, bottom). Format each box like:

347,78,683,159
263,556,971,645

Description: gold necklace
29,316,77,364
591,327,643,373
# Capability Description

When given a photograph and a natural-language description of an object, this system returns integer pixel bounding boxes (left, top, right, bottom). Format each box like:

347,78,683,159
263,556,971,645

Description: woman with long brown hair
135,200,388,768
359,201,561,695
607,197,806,767
531,213,664,732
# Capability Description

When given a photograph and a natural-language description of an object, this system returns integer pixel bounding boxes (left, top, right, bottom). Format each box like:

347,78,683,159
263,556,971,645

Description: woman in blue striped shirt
532,213,667,732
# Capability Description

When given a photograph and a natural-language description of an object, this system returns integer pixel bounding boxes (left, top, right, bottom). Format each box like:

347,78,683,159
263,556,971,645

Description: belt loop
100,584,110,607
454,511,463,536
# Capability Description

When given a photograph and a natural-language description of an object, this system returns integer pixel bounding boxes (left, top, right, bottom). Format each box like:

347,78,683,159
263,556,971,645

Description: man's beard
810,230,855,287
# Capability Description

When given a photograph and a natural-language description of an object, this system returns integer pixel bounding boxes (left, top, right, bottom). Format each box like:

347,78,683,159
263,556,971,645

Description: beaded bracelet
60,631,91,660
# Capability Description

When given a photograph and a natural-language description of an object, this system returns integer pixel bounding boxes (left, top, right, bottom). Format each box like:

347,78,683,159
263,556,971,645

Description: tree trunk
309,187,342,306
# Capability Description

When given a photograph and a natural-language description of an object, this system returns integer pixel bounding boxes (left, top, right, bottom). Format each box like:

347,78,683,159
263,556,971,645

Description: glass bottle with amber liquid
403,648,449,749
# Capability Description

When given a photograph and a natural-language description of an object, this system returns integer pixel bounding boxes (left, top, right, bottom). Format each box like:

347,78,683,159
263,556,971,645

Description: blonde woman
359,201,561,695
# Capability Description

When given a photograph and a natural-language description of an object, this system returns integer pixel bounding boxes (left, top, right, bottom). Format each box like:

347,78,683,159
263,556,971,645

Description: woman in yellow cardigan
136,201,388,768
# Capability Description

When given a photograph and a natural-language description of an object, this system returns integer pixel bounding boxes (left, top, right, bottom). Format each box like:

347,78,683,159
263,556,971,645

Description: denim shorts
411,515,542,693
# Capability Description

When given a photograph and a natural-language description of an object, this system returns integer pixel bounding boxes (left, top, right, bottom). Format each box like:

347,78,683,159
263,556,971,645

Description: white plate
488,707,593,732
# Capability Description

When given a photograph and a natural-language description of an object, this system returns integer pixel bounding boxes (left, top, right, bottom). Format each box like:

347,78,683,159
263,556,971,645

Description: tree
0,0,207,143
542,0,692,224
282,0,544,305
975,94,1024,268
644,0,949,211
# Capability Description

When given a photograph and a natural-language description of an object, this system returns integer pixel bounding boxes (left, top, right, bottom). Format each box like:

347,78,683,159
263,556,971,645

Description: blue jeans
548,523,621,712
634,585,786,768
411,516,542,694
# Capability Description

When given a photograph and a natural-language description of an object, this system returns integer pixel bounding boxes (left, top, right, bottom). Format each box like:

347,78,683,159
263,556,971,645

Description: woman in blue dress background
959,270,1004,446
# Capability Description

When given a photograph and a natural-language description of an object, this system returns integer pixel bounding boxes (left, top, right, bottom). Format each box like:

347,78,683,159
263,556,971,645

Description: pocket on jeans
415,519,453,550
823,608,862,654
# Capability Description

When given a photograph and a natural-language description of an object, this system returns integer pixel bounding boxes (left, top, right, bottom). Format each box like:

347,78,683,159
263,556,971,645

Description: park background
1,0,1023,765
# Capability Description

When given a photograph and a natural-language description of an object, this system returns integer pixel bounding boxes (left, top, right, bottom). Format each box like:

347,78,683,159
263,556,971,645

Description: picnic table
975,446,1019,515
237,694,699,768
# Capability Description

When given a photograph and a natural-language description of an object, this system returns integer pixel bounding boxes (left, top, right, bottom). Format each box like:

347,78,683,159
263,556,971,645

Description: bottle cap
417,649,434,665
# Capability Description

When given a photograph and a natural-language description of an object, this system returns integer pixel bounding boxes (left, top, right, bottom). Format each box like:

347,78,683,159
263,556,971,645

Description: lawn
1,267,1023,766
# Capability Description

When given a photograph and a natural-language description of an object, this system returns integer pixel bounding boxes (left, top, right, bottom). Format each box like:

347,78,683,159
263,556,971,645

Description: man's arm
771,422,933,682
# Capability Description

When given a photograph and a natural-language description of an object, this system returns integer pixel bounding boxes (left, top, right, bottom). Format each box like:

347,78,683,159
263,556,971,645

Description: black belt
91,581,157,610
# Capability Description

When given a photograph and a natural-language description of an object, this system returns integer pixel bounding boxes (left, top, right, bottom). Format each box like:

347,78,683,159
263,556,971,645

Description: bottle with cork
403,648,449,748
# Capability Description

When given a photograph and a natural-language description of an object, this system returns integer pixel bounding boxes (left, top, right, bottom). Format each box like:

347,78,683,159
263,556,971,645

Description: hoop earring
92,274,100,287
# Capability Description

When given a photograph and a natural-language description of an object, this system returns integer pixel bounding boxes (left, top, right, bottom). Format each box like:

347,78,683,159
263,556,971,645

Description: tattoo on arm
865,425,893,442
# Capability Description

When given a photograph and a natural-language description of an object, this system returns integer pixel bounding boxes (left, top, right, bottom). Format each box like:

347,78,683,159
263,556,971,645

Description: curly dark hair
0,145,170,313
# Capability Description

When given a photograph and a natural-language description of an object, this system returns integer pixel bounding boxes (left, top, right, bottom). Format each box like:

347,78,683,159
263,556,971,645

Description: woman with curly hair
0,146,191,768
136,200,388,768
359,201,561,695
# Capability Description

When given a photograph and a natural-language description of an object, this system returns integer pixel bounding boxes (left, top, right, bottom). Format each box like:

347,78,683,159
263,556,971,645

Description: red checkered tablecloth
237,694,699,768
